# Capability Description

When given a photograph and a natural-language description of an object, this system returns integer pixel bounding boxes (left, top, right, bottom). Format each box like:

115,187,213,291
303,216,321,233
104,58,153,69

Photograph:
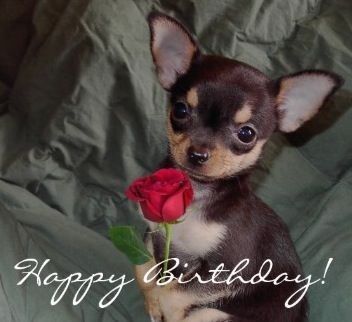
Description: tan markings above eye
234,104,252,123
186,87,198,108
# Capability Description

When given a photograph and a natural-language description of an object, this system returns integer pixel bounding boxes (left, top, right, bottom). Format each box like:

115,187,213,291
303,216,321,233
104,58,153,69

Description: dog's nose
187,146,210,166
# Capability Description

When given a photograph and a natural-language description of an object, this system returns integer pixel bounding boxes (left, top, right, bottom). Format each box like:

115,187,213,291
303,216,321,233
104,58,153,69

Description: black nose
187,146,210,166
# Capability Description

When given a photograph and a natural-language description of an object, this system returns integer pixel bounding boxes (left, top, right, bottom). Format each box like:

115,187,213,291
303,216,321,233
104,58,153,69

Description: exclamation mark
321,258,333,285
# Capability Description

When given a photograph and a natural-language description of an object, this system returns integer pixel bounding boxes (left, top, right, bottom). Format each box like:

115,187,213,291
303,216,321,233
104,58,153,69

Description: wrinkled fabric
0,0,351,321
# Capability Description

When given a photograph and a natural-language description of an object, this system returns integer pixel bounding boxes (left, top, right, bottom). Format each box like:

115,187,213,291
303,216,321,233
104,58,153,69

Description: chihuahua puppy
135,12,343,322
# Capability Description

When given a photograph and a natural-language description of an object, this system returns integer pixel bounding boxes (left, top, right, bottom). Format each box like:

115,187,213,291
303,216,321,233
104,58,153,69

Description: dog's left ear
148,12,199,90
274,71,343,132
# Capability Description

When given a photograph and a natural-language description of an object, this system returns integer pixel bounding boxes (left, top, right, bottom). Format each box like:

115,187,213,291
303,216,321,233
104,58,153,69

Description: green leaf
109,226,152,265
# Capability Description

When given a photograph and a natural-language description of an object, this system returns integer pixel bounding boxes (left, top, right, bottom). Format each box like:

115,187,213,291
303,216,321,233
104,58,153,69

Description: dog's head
148,12,343,181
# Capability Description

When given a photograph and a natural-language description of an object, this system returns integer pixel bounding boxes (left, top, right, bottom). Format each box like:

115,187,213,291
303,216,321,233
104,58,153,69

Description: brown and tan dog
135,12,343,322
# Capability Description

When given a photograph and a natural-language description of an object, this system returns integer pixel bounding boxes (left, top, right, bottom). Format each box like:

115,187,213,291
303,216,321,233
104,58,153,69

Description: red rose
125,168,194,223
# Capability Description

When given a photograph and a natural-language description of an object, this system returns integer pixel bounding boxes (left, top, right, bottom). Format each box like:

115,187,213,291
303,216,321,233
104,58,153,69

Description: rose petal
125,176,150,201
144,183,180,196
140,200,164,222
183,186,194,207
161,190,186,222
153,168,185,184
139,188,167,214
125,185,144,201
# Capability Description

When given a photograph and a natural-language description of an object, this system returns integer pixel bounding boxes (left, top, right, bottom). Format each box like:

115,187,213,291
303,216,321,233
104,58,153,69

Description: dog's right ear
148,12,199,90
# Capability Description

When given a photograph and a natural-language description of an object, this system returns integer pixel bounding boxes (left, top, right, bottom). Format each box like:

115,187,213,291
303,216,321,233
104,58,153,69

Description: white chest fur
171,202,226,257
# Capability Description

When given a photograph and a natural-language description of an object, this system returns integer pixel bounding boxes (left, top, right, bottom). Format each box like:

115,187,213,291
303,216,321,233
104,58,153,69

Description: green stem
163,223,173,277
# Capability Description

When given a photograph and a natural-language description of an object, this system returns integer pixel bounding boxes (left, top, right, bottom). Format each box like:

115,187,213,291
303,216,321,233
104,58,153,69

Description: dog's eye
237,126,256,143
172,102,189,120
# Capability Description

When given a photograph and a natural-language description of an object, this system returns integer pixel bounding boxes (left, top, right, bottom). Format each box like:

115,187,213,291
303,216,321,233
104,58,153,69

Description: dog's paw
146,303,163,322
181,308,231,322
145,291,163,322
149,314,163,322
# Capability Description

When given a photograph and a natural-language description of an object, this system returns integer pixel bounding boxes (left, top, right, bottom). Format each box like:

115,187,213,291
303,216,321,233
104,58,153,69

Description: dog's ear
274,71,343,132
148,12,199,90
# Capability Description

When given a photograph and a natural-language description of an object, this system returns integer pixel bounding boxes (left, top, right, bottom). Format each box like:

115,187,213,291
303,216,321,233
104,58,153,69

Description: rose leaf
109,226,152,265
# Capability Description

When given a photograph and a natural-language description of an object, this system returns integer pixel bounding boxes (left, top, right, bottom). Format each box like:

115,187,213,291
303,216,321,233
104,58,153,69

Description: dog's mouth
172,157,244,183
172,160,225,182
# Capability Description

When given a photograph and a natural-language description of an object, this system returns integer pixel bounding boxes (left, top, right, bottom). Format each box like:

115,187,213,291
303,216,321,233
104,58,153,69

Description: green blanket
0,0,351,321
